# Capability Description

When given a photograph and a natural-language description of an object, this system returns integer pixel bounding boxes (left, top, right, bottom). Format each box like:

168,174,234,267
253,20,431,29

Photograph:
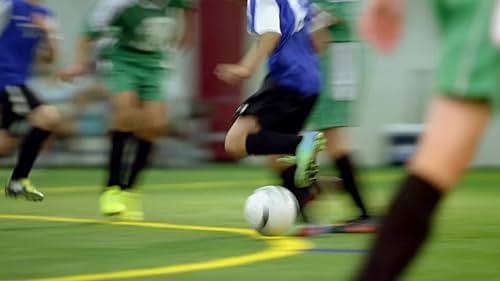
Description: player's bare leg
6,105,61,201
323,128,371,222
119,100,167,221
355,96,492,281
100,92,138,216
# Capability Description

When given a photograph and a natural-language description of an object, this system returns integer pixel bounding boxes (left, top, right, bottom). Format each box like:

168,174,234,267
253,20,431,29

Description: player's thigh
109,92,140,131
28,105,61,130
409,96,492,191
322,127,349,159
136,100,167,140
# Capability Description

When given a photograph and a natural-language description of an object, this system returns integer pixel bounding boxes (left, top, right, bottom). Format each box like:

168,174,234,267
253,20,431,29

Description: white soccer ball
244,186,298,236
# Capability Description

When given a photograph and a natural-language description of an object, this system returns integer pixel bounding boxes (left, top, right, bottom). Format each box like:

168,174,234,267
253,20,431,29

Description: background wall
47,0,500,166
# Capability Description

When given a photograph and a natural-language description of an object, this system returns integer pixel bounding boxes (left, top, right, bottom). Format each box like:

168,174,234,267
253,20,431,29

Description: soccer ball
244,186,298,236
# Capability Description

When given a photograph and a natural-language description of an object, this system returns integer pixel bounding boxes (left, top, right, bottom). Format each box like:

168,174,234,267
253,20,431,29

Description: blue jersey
248,0,320,96
0,0,53,88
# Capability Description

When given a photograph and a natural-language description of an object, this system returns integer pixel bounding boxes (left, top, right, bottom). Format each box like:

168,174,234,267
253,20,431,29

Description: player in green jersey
61,0,196,220
306,0,372,224
353,0,500,280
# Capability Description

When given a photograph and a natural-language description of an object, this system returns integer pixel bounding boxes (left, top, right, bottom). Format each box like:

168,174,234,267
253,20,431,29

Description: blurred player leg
355,96,492,281
121,100,167,221
100,92,138,216
354,0,499,279
3,87,61,201
323,128,369,222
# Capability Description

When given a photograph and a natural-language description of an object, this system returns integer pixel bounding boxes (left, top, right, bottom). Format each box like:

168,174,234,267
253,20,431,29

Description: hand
215,64,252,84
59,64,88,82
32,14,52,34
358,0,403,53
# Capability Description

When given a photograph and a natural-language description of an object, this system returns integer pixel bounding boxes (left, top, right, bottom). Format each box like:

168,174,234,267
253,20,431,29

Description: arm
216,0,282,84
311,26,332,54
309,7,337,53
60,0,126,81
240,32,281,75
59,35,94,82
216,32,281,85
176,8,196,49
359,0,403,53
32,14,59,63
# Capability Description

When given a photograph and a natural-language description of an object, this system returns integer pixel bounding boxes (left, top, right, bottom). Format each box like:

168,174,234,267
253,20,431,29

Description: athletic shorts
431,0,500,106
306,42,360,130
0,85,44,131
236,78,318,134
104,48,166,101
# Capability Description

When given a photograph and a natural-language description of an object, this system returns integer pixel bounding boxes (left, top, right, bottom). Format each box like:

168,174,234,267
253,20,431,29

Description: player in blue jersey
217,0,326,211
0,0,60,201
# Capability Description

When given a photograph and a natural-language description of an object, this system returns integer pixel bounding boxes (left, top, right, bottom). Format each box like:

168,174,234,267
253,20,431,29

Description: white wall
47,0,499,166
245,0,500,166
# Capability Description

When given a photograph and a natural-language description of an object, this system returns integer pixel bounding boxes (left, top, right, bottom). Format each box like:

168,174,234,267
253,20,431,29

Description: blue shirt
0,0,53,89
248,0,320,96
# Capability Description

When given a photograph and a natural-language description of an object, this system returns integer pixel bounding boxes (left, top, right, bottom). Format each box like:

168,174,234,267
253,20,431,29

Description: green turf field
1,166,499,281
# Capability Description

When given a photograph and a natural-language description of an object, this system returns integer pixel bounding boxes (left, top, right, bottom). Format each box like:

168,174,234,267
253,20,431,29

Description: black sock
122,137,153,190
280,165,313,220
106,131,131,188
246,130,301,155
335,154,368,217
11,127,51,180
355,175,443,281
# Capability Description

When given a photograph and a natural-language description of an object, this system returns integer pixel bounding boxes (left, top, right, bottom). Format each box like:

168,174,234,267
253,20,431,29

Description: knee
31,105,61,131
224,131,247,159
138,119,167,140
113,108,138,132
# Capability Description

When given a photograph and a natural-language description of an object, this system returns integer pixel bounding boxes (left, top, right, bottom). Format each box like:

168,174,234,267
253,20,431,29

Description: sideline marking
0,214,312,281
43,180,268,194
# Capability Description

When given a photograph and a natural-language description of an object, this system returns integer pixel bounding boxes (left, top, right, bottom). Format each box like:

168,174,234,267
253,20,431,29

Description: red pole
198,1,245,161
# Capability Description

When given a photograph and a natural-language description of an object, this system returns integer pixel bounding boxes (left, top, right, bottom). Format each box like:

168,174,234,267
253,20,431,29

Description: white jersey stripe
0,0,12,35
248,0,281,35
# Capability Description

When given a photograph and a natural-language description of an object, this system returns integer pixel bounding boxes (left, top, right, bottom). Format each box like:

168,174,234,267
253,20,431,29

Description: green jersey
312,0,359,42
85,0,194,66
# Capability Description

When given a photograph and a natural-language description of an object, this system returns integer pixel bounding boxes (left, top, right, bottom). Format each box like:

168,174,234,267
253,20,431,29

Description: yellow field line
43,180,269,194
0,214,313,281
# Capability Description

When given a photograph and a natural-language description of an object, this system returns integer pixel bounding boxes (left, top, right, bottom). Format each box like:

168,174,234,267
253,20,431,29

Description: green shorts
432,0,500,105
104,49,166,101
306,43,360,130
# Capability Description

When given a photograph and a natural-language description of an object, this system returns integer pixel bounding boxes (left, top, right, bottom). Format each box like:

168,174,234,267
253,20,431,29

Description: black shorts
0,85,44,131
236,79,318,134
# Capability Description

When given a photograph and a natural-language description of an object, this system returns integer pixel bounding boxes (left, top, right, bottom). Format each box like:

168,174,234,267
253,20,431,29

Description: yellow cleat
120,191,144,221
99,186,126,216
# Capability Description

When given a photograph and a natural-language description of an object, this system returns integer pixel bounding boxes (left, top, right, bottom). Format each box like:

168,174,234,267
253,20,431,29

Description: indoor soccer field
1,166,499,281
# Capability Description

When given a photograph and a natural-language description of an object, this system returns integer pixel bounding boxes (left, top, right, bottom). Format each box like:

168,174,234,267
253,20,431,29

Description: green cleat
294,131,326,188
5,178,44,202
120,191,144,221
100,186,126,216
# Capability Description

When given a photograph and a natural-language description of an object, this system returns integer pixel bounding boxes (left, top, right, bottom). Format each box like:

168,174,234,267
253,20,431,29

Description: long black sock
122,137,153,190
106,131,131,188
280,165,313,220
246,130,301,155
335,154,368,217
11,127,51,180
355,175,443,281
